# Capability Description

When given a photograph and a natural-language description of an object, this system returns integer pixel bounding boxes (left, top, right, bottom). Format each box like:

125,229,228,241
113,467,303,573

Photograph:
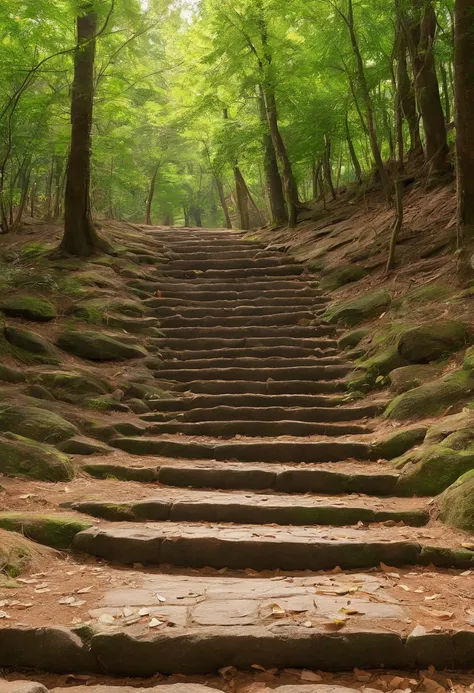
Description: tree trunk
29,178,37,218
403,0,449,176
60,6,112,256
345,115,363,184
439,61,451,124
145,165,159,225
183,206,190,227
191,206,202,227
346,0,392,205
386,179,404,274
52,155,63,220
395,16,422,158
10,167,31,232
215,176,232,229
319,166,327,211
234,165,250,230
312,159,322,198
259,86,287,226
335,144,343,190
45,156,54,219
454,0,474,244
323,136,336,200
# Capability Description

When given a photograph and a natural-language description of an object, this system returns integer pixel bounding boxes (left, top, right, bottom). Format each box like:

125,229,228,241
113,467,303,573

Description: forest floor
2,180,474,691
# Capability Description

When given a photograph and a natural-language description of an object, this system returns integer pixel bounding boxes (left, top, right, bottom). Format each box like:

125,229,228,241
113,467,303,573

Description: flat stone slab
0,683,47,693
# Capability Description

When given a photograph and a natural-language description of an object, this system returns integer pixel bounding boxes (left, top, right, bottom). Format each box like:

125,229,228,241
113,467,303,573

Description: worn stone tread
155,365,350,383
144,420,372,438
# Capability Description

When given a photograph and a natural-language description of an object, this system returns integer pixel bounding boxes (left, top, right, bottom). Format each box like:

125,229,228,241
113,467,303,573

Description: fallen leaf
122,607,135,617
98,613,116,625
324,618,347,631
271,603,286,618
0,611,9,619
59,596,77,605
300,670,322,682
424,594,441,601
302,621,313,628
76,586,92,594
148,618,165,628
155,593,166,602
251,664,266,671
354,668,372,682
339,607,364,615
398,584,411,591
409,625,426,637
138,608,150,616
419,607,453,620
462,543,474,552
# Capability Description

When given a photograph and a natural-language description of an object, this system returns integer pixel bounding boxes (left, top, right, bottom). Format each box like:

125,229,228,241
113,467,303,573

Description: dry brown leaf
324,618,347,631
300,670,323,682
419,607,453,620
271,603,286,618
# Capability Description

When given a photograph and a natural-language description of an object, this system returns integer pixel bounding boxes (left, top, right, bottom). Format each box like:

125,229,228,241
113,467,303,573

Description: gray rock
0,680,48,693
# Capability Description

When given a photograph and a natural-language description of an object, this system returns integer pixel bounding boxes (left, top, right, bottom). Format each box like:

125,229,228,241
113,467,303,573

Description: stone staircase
4,228,474,677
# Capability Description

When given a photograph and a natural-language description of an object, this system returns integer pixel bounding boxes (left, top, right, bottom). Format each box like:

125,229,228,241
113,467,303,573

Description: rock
0,365,26,383
320,264,367,292
425,410,474,449
348,347,406,393
324,289,391,326
124,382,170,400
395,445,474,496
0,627,95,673
127,398,150,414
385,369,474,421
373,426,427,460
4,327,57,357
463,345,474,370
71,298,146,320
397,321,469,363
33,371,112,397
439,470,474,531
56,331,147,361
103,315,159,333
24,385,57,401
0,680,48,693
0,512,92,549
388,364,442,394
0,404,78,443
56,436,113,456
0,296,57,321
0,433,74,481
338,328,370,351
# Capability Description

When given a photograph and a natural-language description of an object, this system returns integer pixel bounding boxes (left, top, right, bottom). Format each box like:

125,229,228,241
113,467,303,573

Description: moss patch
373,426,428,460
395,445,474,496
388,365,442,394
439,470,474,531
0,433,74,481
0,404,78,443
397,321,469,364
0,295,57,322
338,328,370,351
324,289,391,327
0,513,92,549
56,331,147,361
320,265,367,292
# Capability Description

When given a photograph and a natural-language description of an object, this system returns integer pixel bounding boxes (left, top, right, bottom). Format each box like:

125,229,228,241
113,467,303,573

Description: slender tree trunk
335,144,343,190
312,159,322,198
259,86,287,225
183,206,190,227
30,178,36,218
10,167,31,232
145,164,159,225
439,62,451,124
386,179,404,274
345,115,363,184
323,136,336,200
215,177,232,229
192,206,202,227
45,156,54,219
403,0,449,176
319,166,327,211
234,165,250,230
454,0,474,245
346,0,392,205
60,5,112,256
395,16,422,158
52,155,63,220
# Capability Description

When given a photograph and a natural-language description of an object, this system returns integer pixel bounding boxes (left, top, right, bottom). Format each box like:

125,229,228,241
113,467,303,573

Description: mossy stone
385,369,474,421
0,365,26,383
56,331,147,361
439,470,474,531
323,289,391,327
348,347,406,393
71,298,146,320
4,327,57,357
0,404,78,443
0,433,74,481
124,382,170,400
425,411,474,449
394,445,474,496
338,328,370,351
388,365,442,394
0,296,57,322
33,371,112,397
320,265,367,292
397,321,469,364
402,283,453,305
24,384,56,401
56,436,113,456
0,513,91,549
127,398,150,414
373,426,428,460
463,346,474,371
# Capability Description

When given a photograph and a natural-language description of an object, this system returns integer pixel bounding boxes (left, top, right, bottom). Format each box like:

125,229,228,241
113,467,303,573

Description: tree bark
215,176,232,229
10,166,31,233
312,159,321,198
29,178,37,218
454,0,474,244
60,5,112,256
259,86,287,225
52,155,63,220
439,61,451,124
234,165,250,230
345,115,363,184
323,136,336,200
386,179,404,274
145,164,159,225
403,0,449,176
45,156,54,219
395,16,423,158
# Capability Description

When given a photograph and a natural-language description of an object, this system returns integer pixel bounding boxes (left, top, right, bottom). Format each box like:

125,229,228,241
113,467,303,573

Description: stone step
143,279,320,292
148,289,321,301
144,419,372,438
158,311,317,328
73,521,474,571
83,459,401,495
159,265,305,279
159,325,338,339
159,355,347,369
169,258,293,270
110,437,372,462
155,365,350,382
161,346,340,360
152,304,326,319
142,402,381,423
172,379,348,395
147,393,348,411
71,490,428,527
145,296,324,309
170,248,279,258
152,337,338,351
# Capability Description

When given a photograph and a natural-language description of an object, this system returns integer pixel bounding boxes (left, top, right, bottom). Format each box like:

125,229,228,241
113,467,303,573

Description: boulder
324,289,391,327
373,426,427,460
0,365,26,383
56,436,113,455
0,433,74,481
0,296,57,321
4,327,57,357
463,345,474,371
71,298,146,319
397,321,468,364
395,445,474,496
33,371,112,397
56,331,147,361
425,410,474,450
338,328,370,351
388,364,442,394
385,369,474,421
320,264,367,292
439,470,474,531
348,347,406,393
0,512,91,549
0,404,78,443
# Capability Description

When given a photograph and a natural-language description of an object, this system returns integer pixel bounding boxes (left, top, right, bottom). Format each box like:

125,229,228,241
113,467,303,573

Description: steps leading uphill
3,228,474,679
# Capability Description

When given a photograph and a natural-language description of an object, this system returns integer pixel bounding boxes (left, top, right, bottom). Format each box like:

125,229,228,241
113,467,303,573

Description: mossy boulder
338,328,370,351
0,433,74,481
56,436,113,456
320,265,367,292
0,296,57,322
401,283,453,305
24,384,56,401
463,346,474,371
425,410,474,450
0,404,78,443
124,382,171,400
56,331,147,361
397,321,469,364
4,327,57,357
394,445,474,496
0,513,91,549
385,369,474,421
373,426,428,460
324,289,391,327
0,529,56,578
33,371,112,397
439,470,474,531
388,364,442,394
0,365,26,383
348,347,406,393
71,298,146,321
